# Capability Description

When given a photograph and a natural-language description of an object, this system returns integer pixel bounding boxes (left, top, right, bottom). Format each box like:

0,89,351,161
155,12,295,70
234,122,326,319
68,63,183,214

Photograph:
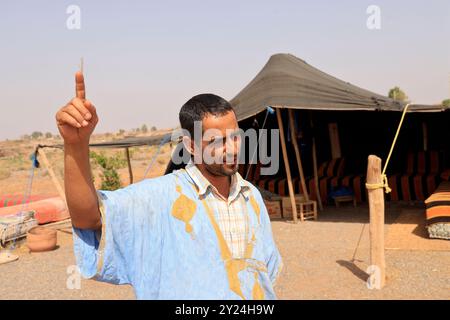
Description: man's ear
182,136,194,156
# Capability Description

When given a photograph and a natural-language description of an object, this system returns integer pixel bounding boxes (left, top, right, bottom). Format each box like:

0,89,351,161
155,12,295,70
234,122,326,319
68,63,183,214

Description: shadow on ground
336,260,369,283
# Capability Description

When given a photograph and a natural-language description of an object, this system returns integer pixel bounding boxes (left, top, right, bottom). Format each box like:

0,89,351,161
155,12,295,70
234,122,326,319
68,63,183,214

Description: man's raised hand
56,72,98,145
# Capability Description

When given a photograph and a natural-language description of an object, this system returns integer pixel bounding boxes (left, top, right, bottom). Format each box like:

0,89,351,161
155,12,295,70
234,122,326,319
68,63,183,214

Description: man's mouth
223,155,238,165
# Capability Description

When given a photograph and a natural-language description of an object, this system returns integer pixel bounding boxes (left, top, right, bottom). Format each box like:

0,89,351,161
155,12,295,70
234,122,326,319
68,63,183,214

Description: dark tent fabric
230,53,446,121
38,133,172,151
88,133,172,149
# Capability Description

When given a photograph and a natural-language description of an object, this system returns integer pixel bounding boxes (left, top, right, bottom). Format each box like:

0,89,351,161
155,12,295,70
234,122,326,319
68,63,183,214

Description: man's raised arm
55,72,101,230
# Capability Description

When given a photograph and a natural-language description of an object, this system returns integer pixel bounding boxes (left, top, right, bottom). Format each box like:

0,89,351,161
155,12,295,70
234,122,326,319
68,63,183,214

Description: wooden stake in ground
366,155,386,289
276,107,298,223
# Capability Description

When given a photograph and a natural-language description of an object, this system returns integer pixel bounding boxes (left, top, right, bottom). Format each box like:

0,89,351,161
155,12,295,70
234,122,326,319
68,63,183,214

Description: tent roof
230,53,446,121
38,133,172,150
88,133,172,149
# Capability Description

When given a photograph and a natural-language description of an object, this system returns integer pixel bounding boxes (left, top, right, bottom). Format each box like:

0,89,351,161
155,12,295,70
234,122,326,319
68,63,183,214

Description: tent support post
366,155,386,289
329,122,341,159
38,148,66,202
276,107,298,223
309,112,323,211
288,109,309,202
422,122,428,151
125,147,133,184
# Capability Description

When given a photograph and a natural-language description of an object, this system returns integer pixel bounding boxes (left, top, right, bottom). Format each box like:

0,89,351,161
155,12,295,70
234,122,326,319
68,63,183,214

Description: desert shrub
110,152,128,169
90,151,122,191
31,131,43,139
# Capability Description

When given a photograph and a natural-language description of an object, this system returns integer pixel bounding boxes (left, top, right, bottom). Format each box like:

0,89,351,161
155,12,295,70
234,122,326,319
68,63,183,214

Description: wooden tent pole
288,109,309,201
366,155,386,289
422,122,428,151
38,148,66,202
309,112,323,211
276,107,298,223
329,122,341,159
125,147,133,184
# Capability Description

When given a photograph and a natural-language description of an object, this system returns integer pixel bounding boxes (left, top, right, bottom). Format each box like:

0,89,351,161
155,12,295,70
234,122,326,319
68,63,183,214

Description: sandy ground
1,204,448,300
1,136,449,299
272,205,450,300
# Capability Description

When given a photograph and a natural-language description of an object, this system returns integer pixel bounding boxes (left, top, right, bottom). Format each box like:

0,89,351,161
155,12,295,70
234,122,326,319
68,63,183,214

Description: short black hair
179,93,234,137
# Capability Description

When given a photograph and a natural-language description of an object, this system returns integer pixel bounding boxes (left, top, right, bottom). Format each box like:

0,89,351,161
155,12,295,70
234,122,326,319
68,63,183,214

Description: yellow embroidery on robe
201,199,264,300
252,272,265,300
171,184,196,234
249,196,260,224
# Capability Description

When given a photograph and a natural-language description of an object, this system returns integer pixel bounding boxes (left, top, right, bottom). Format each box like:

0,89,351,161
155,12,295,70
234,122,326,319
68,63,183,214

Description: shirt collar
185,159,251,201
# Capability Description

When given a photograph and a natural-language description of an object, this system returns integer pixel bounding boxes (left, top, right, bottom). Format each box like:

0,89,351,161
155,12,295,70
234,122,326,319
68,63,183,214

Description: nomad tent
229,53,449,222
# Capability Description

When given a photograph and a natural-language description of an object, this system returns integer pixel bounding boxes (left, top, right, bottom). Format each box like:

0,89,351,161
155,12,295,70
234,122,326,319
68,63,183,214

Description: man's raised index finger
75,71,86,100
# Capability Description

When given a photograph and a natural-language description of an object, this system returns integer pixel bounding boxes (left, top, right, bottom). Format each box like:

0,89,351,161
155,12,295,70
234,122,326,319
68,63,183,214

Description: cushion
424,181,450,240
405,150,442,175
317,158,345,178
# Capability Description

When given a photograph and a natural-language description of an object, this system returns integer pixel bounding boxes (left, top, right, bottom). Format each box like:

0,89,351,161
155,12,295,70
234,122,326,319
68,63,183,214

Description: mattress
424,181,450,240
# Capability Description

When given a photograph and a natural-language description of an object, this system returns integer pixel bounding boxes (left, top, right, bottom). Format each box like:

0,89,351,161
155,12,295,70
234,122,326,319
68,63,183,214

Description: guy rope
365,103,410,193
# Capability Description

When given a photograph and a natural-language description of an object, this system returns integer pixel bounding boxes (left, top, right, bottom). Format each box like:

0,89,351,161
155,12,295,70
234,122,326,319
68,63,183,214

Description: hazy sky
1,0,449,140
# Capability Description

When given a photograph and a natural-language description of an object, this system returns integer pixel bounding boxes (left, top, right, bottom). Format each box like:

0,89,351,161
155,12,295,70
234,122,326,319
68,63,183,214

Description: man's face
192,110,241,177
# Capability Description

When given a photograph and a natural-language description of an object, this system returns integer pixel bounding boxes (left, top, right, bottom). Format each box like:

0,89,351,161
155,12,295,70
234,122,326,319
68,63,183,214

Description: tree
45,132,53,139
388,87,408,102
442,99,450,107
141,124,148,133
151,126,157,132
31,131,43,139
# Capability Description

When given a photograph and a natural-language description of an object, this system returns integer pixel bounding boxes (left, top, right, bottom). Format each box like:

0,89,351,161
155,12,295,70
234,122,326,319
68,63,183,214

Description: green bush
90,151,122,191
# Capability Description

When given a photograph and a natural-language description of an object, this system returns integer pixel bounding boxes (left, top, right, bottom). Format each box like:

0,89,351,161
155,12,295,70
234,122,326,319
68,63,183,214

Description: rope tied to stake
365,103,410,193
365,173,391,193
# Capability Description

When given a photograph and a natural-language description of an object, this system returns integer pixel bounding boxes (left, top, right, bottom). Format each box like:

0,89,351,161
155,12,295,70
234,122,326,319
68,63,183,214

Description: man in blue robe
55,72,283,299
